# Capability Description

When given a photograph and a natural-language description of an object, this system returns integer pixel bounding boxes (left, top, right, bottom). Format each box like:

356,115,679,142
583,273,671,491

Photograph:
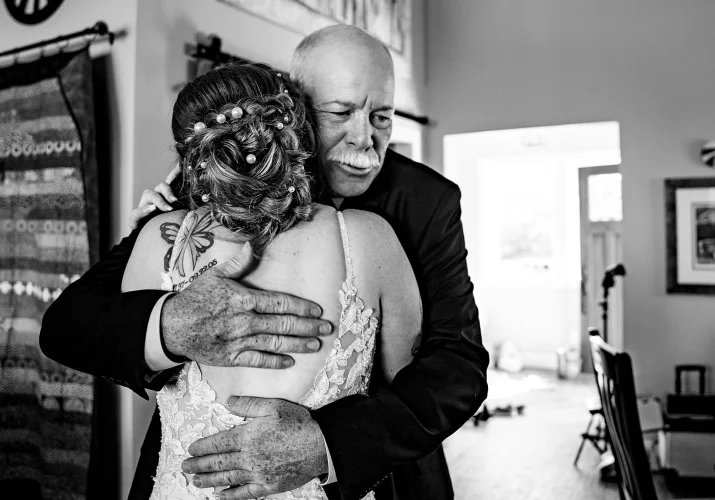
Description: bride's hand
161,244,334,369
183,396,328,499
128,163,181,230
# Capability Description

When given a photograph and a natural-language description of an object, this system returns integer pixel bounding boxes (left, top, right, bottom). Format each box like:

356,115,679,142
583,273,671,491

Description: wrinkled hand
183,397,328,500
128,163,181,230
162,244,333,368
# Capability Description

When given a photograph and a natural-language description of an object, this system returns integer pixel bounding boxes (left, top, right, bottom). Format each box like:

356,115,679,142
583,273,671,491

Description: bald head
289,25,396,200
290,24,394,93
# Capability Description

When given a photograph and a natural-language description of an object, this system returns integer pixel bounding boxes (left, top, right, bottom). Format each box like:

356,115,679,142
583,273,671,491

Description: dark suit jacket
40,149,489,500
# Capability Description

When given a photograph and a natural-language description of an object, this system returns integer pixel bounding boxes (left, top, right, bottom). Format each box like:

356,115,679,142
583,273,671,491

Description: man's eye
371,115,392,129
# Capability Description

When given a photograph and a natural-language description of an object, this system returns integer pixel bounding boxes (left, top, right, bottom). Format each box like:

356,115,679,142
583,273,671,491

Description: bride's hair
171,62,315,255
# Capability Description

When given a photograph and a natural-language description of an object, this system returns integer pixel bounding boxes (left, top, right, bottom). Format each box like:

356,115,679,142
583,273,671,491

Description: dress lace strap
336,211,354,281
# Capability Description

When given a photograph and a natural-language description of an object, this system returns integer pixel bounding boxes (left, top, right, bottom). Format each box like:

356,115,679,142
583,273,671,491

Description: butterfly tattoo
160,212,218,277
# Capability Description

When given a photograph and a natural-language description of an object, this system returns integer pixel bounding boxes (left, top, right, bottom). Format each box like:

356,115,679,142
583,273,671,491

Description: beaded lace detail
150,211,377,500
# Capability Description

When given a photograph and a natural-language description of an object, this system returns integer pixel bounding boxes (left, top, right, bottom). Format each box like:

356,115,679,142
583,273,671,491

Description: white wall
426,0,715,397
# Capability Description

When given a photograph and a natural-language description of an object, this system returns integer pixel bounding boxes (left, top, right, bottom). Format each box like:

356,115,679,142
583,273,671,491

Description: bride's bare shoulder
339,208,406,277
285,203,339,238
139,209,189,234
340,209,396,242
123,210,189,292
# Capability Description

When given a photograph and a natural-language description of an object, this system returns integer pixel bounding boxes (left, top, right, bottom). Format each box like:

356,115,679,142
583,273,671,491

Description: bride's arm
347,211,422,382
376,225,422,382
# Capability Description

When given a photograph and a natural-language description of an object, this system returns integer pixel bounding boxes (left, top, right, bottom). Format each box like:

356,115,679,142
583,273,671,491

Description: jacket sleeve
39,218,169,399
312,186,489,500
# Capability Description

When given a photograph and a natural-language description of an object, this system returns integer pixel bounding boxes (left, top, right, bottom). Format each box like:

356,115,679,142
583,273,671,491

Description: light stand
599,263,626,344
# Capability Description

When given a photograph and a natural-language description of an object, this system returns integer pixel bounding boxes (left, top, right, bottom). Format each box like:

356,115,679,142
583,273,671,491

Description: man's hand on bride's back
161,244,333,369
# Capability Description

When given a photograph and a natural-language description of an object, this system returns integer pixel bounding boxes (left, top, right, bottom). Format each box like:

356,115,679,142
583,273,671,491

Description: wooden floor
443,370,715,500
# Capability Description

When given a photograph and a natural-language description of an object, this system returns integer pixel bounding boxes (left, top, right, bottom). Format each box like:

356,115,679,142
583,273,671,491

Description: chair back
589,329,658,500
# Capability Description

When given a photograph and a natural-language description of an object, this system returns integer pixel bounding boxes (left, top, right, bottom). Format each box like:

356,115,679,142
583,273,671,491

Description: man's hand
162,244,333,368
183,397,328,500
129,163,180,230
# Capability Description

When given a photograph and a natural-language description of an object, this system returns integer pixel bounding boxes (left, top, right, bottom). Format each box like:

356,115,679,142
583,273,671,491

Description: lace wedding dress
150,211,378,500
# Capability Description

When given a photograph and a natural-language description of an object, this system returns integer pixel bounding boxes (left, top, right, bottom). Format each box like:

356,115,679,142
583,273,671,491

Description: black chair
589,329,658,500
574,327,610,468
573,402,608,466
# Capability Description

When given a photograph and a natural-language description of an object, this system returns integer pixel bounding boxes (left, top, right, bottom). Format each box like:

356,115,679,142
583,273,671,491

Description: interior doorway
443,121,621,373
579,165,623,372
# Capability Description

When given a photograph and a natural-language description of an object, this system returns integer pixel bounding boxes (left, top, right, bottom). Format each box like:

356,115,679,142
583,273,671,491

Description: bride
121,62,421,500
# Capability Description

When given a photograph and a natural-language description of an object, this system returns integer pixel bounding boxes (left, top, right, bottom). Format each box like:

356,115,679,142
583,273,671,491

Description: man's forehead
303,43,394,96
315,84,394,105
308,67,394,105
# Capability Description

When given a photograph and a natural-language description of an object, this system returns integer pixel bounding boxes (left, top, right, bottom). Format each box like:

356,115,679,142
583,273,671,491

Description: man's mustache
327,149,381,169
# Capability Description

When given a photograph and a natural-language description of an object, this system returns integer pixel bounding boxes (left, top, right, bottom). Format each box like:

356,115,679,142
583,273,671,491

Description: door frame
579,165,623,372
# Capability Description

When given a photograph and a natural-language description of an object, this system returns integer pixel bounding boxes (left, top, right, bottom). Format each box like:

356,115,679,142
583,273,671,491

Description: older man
40,25,488,500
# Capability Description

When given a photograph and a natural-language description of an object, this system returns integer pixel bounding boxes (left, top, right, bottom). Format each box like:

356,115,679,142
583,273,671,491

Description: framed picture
665,177,715,294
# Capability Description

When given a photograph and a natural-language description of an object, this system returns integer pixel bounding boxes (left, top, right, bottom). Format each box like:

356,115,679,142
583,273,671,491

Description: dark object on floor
471,404,526,426
472,406,490,426
589,329,658,500
491,404,525,416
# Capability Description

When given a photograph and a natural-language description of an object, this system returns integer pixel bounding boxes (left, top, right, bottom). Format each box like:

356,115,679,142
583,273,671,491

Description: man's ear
300,92,318,154
304,121,317,153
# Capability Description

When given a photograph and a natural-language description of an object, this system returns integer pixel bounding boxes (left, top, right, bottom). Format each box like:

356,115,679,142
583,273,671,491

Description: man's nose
346,113,374,150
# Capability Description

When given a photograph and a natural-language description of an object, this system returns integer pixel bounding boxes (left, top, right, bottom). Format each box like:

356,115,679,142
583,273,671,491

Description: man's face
305,45,395,199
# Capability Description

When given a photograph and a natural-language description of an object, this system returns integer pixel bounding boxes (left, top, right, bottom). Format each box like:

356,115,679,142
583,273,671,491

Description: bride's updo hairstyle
172,62,314,255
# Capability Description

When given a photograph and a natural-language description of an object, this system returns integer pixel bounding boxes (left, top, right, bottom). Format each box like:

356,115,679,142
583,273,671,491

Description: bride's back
124,200,417,407
193,203,373,404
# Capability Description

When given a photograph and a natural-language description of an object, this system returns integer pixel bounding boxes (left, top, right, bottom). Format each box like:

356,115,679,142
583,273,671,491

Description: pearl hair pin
284,115,290,122
246,154,256,164
216,113,226,124
276,122,284,130
193,122,206,133
231,107,243,119
287,186,295,193
200,161,207,169
201,193,210,202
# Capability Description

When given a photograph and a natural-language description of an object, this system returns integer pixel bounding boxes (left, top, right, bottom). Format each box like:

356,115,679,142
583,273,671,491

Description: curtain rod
184,35,430,126
0,21,117,61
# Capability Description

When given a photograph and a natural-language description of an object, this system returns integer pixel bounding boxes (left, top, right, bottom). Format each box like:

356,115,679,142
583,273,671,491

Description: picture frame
665,177,715,294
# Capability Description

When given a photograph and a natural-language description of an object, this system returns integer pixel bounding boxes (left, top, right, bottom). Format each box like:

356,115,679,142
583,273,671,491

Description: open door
579,165,623,372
